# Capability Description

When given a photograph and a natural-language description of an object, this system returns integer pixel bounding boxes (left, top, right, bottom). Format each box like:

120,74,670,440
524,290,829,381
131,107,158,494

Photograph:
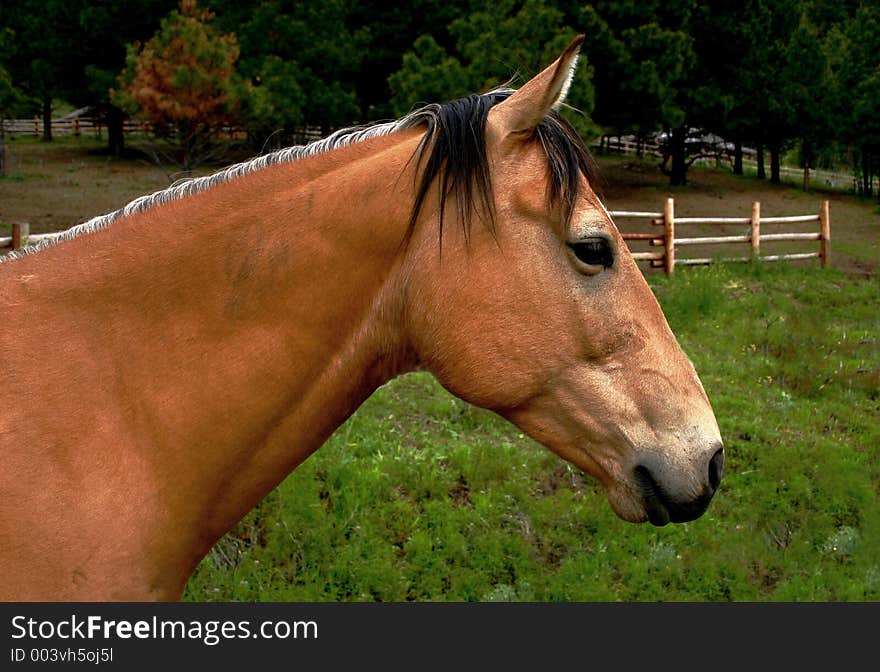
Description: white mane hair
1,101,457,262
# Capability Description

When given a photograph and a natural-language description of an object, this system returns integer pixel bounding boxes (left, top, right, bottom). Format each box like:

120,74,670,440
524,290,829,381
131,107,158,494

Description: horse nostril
708,446,724,491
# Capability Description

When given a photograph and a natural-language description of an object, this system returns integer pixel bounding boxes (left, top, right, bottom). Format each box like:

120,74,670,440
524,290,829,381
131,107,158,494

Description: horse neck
12,131,424,595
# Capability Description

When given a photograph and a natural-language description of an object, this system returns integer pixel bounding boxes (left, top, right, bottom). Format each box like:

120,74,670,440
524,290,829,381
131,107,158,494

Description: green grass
184,263,880,602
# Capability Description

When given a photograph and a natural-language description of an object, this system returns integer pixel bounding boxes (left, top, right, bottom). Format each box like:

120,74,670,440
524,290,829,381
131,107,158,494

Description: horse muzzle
633,444,724,526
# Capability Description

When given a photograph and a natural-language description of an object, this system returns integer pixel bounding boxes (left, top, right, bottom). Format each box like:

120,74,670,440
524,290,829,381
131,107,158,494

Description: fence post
750,201,761,259
663,197,675,275
12,222,29,250
819,200,830,268
33,115,39,138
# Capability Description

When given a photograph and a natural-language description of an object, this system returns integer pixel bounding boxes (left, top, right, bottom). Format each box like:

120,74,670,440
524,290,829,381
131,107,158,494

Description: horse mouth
633,465,672,526
632,465,714,526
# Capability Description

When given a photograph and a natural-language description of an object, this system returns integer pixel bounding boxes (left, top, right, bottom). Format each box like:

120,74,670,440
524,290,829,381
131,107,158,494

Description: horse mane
406,88,599,244
3,89,598,261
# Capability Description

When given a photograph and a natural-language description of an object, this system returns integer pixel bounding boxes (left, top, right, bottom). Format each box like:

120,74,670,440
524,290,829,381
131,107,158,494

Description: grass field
2,136,878,601
179,263,878,601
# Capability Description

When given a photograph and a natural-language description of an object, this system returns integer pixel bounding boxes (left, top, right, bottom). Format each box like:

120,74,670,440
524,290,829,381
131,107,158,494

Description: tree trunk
106,105,126,156
802,140,812,192
41,96,52,143
733,139,743,175
873,155,878,201
668,126,688,186
756,141,765,180
769,142,781,184
0,118,5,176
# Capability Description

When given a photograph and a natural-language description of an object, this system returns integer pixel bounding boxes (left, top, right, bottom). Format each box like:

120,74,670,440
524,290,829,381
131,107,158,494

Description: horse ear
488,34,585,137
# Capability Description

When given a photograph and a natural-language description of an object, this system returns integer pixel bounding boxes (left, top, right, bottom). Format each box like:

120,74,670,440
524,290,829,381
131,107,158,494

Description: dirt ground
1,138,209,235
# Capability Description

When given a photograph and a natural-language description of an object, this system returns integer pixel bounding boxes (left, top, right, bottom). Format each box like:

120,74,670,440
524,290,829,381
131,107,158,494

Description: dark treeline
1,0,878,191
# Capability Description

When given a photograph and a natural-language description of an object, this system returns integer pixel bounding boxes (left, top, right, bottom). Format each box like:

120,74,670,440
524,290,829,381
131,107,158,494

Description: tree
388,35,470,114
833,4,880,197
238,55,307,144
346,0,473,120
736,0,803,183
0,27,30,122
581,1,702,185
2,0,85,141
0,29,31,176
75,0,178,155
1,0,176,151
212,0,363,144
780,17,832,190
689,2,752,175
113,0,243,173
389,0,594,134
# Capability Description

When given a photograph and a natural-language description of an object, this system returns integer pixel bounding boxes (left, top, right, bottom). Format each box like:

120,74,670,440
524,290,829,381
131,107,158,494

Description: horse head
401,36,724,525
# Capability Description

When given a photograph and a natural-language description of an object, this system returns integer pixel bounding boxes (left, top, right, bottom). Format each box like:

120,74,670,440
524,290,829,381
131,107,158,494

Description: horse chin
607,472,715,527
605,483,666,526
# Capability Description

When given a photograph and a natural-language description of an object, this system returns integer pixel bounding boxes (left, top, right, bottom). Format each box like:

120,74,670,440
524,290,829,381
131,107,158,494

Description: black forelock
403,89,600,245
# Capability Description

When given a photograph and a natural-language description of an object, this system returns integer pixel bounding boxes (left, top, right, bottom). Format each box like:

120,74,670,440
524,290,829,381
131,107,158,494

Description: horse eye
567,238,613,270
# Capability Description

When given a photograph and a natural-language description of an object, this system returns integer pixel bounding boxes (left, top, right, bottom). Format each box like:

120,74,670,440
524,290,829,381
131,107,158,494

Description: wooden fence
1,117,150,138
612,198,830,275
3,200,831,274
0,223,61,252
1,117,325,142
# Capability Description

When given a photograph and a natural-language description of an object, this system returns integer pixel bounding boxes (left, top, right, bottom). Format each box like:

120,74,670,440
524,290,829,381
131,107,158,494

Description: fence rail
1,117,325,142
1,117,151,138
613,197,830,275
0,223,62,251
2,200,832,274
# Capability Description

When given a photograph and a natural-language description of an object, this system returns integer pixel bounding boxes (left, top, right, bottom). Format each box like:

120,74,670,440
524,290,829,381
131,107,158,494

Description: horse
0,36,723,601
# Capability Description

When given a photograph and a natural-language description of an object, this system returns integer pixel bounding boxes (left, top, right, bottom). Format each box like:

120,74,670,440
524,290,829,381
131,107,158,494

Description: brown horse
0,37,723,601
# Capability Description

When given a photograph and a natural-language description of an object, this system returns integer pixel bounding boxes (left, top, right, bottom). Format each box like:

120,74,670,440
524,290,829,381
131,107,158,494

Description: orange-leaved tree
113,0,243,173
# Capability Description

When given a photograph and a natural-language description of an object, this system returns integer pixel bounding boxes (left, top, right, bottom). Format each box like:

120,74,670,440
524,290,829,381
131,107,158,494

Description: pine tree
113,0,242,172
